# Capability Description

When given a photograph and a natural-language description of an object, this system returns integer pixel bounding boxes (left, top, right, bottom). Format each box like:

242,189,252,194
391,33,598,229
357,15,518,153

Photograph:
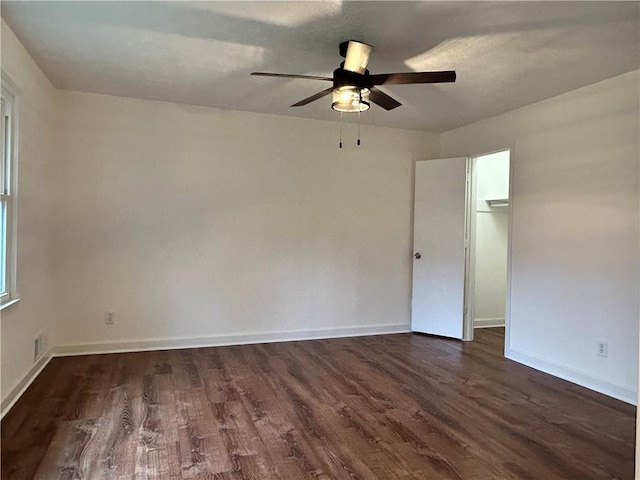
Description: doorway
410,151,511,345
464,149,511,342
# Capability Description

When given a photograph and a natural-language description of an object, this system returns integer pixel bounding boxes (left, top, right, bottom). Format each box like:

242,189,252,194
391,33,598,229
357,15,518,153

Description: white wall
473,151,510,327
442,71,640,404
53,91,438,351
0,20,59,410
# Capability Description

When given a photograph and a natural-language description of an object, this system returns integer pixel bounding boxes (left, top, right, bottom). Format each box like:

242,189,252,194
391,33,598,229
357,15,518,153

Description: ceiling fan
251,40,456,113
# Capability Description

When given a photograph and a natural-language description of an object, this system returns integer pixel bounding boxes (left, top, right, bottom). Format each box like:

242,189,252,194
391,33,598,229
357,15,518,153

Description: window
1,80,18,308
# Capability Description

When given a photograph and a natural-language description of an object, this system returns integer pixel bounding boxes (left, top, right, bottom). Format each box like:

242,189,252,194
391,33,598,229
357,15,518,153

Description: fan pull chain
357,111,361,146
339,112,343,149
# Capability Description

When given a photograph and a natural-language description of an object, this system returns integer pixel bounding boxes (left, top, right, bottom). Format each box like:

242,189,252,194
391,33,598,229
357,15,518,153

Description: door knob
414,252,421,259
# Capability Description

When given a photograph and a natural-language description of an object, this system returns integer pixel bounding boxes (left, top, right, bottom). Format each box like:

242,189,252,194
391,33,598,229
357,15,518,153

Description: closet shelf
485,199,509,208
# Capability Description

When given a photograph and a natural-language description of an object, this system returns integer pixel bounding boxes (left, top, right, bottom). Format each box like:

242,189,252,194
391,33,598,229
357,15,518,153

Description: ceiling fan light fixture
331,86,370,113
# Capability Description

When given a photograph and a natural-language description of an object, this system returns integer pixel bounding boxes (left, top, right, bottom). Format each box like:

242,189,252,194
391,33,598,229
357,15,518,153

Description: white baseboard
474,317,505,328
505,347,636,405
52,323,411,357
1,350,53,419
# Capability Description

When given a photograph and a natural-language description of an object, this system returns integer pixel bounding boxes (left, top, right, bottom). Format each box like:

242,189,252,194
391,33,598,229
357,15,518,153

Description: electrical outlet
597,341,608,358
105,311,115,325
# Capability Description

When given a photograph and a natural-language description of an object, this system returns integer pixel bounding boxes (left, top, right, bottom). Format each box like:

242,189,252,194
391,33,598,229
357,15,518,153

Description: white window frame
1,75,19,309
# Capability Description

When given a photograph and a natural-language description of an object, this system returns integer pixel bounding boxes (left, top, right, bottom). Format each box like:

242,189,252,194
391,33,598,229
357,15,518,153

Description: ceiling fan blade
343,41,373,75
369,87,402,111
291,87,334,107
251,72,332,81
369,71,457,85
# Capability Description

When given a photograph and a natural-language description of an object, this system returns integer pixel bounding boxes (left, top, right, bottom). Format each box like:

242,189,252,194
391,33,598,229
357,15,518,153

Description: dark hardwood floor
1,328,635,479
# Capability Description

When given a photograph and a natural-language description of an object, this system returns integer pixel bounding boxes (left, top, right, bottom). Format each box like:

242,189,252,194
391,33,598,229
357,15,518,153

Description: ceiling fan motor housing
332,68,371,90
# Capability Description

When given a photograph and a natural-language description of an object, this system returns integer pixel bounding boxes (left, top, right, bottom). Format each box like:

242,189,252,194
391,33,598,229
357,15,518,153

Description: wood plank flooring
1,328,635,479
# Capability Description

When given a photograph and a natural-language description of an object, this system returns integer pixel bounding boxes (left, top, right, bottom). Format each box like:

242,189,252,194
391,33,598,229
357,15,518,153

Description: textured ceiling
2,1,639,132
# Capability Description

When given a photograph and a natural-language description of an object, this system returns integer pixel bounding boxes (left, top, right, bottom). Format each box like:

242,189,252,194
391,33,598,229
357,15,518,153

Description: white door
411,158,468,339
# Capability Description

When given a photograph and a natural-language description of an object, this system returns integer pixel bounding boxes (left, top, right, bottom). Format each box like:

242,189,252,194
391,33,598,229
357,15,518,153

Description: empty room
1,2,639,479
